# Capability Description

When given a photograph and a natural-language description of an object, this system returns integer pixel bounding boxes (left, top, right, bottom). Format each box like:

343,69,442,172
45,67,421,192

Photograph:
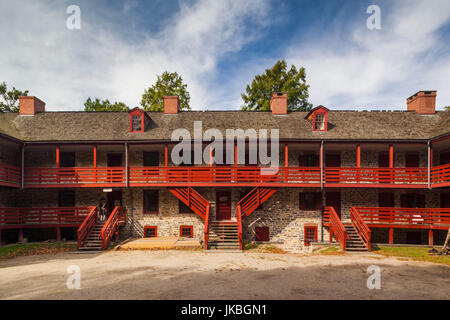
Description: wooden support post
56,145,60,168
428,229,433,246
0,229,2,247
389,228,394,244
210,145,213,167
329,228,333,243
428,142,432,189
389,145,394,168
18,229,23,243
285,144,288,167
93,145,97,167
234,143,238,166
56,227,61,241
356,144,361,168
165,144,168,166
21,144,25,189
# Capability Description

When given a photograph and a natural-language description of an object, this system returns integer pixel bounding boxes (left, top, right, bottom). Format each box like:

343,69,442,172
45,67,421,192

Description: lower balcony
0,163,21,188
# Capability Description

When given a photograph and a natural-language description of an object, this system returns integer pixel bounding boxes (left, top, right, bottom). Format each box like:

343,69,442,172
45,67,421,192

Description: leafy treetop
0,81,29,112
241,60,312,112
83,97,130,112
140,71,191,111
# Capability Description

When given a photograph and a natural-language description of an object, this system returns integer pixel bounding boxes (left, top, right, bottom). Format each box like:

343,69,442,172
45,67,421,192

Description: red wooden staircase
236,186,277,249
169,187,211,248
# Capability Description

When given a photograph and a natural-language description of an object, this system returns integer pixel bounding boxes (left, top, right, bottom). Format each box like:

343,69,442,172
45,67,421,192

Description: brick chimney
19,96,45,115
164,96,179,114
406,91,436,114
270,92,287,115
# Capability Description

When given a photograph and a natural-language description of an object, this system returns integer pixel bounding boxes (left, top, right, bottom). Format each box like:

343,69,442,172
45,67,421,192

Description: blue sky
0,0,449,111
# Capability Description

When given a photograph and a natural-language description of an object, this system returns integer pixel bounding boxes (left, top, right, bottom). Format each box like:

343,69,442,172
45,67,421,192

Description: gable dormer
305,106,329,132
129,107,150,133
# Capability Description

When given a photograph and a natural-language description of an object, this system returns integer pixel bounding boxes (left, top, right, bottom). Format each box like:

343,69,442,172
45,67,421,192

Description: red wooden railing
0,163,21,187
129,166,320,184
326,206,348,250
77,207,98,248
204,203,211,249
351,207,450,229
236,204,243,250
100,206,125,250
350,207,371,251
0,207,91,228
431,164,450,187
169,187,209,220
325,167,427,185
24,167,126,187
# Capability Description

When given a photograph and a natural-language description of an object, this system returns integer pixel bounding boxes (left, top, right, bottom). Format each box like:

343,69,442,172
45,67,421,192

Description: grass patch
243,243,286,254
318,246,345,255
0,242,77,260
372,246,450,265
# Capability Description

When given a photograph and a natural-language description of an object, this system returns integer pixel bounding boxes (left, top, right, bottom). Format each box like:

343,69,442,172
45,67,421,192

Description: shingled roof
0,110,448,142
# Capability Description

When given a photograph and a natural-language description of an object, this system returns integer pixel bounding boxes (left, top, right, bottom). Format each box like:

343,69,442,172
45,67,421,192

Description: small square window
180,225,193,238
255,226,270,241
304,226,317,246
144,226,157,238
131,115,142,132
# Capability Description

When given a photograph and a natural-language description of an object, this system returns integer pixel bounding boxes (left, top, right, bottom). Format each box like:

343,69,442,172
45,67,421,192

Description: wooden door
107,190,122,214
325,192,341,218
216,191,231,221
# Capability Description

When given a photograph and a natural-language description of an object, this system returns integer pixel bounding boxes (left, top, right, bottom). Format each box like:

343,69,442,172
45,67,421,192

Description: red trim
144,226,157,237
180,225,193,237
129,108,145,133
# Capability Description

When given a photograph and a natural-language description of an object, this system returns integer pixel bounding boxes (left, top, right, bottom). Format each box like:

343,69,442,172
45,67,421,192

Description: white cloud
0,0,270,110
286,0,450,110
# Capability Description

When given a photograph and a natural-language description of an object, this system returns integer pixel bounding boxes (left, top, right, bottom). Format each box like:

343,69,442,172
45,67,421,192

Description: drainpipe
21,144,25,189
320,140,324,190
427,140,431,190
125,142,129,188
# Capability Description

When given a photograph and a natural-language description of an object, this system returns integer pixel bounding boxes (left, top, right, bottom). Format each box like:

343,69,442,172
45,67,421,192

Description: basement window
144,226,157,238
255,226,270,242
304,226,318,246
180,225,193,238
143,190,159,214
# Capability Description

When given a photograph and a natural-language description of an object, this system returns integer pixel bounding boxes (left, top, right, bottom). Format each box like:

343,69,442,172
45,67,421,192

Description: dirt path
0,250,448,299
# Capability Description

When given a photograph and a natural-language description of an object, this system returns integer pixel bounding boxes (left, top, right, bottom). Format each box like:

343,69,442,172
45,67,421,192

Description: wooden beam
428,142,431,189
320,141,324,189
18,229,23,243
21,144,24,189
125,143,129,188
209,145,213,167
428,229,433,246
56,227,61,241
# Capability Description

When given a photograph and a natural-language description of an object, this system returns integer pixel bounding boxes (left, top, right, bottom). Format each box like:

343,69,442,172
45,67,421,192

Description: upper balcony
0,141,449,189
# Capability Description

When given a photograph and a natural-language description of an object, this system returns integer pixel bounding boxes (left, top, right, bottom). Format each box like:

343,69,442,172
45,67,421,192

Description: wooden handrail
0,163,21,187
324,167,428,184
236,204,243,250
326,206,348,250
77,207,98,249
204,203,210,249
431,164,450,186
100,206,125,250
350,207,371,251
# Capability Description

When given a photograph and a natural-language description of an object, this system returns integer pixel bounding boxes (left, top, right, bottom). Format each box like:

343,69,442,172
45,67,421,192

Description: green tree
0,81,29,112
141,71,191,111
241,60,312,112
445,106,450,111
83,97,130,112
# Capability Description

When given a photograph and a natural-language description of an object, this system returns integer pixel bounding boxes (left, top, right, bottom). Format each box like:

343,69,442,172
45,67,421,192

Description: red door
325,192,341,218
216,191,231,221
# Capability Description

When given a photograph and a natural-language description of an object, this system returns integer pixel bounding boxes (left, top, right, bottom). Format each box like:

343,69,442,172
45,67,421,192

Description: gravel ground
0,250,448,300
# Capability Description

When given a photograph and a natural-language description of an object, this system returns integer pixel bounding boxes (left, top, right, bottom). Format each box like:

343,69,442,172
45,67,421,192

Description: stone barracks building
0,91,449,252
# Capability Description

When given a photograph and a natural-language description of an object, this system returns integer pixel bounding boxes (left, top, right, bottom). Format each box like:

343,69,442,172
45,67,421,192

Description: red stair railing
327,206,348,250
100,206,125,250
169,187,209,220
203,203,211,249
350,207,371,251
77,207,98,249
